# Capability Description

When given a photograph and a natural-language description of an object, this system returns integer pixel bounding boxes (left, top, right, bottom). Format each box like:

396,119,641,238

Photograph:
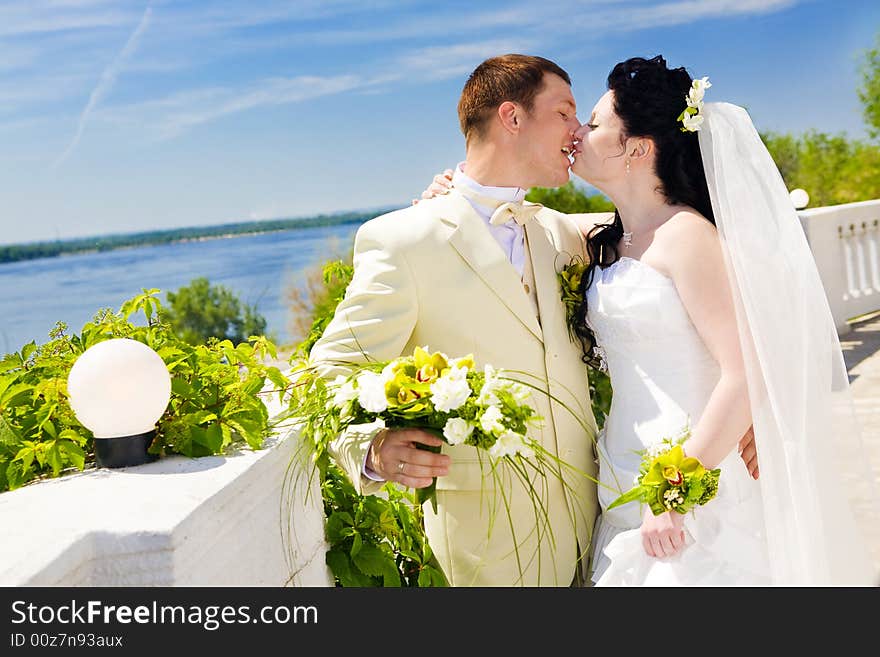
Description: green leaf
325,548,354,586
57,429,87,446
381,560,401,587
0,375,18,401
0,357,22,375
171,377,194,398
351,543,395,579
1,382,33,407
606,485,645,511
42,420,57,439
20,341,37,363
0,415,21,446
13,444,35,471
45,442,64,476
184,426,214,457
5,459,29,490
58,441,86,471
183,410,217,426
266,368,289,398
204,423,223,453
428,566,450,587
350,532,363,558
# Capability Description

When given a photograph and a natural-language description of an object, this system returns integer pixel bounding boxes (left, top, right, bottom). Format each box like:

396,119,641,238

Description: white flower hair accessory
677,76,711,132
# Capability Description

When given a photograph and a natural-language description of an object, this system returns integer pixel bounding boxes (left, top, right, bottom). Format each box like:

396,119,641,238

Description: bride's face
571,91,627,189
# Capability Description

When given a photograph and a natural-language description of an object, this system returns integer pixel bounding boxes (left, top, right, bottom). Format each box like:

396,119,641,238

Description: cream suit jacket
310,189,612,586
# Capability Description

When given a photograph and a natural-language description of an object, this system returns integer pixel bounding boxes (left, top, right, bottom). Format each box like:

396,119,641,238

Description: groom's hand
737,425,759,479
368,428,451,488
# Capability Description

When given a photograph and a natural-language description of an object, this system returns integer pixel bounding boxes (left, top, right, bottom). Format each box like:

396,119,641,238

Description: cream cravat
455,185,543,227
455,184,542,320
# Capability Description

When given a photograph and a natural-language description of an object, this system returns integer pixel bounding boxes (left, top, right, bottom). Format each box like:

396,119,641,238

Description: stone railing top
0,412,331,586
800,198,880,218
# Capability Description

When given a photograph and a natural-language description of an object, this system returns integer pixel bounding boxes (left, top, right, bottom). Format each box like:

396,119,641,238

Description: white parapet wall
0,412,333,586
800,199,880,336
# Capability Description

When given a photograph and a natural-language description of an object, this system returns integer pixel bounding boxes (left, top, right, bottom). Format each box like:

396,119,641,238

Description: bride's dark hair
572,55,715,368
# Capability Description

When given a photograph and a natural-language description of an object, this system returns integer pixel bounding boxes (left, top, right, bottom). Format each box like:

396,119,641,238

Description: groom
309,54,605,586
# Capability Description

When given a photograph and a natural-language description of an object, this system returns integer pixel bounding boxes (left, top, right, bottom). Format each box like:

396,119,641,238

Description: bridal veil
699,102,878,585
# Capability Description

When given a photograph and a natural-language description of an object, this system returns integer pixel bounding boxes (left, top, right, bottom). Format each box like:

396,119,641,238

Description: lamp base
94,431,159,469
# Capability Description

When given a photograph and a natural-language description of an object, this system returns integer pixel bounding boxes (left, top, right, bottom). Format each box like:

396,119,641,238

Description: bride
425,55,878,586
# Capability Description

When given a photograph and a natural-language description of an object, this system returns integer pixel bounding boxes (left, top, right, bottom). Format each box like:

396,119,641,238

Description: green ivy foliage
0,288,287,493
321,466,448,587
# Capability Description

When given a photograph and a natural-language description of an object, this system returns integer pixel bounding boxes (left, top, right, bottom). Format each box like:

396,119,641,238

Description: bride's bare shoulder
564,211,616,238
661,208,718,246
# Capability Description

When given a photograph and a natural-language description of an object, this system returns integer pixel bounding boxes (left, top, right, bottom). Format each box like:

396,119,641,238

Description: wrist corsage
607,427,720,516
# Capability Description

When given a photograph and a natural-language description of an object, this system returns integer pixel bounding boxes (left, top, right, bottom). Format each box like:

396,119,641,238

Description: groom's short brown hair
458,54,571,143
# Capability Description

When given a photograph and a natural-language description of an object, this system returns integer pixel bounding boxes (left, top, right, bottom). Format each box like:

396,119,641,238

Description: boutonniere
556,253,587,343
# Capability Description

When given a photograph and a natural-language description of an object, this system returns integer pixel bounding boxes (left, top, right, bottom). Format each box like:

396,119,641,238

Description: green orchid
385,370,431,414
412,346,450,383
642,445,706,487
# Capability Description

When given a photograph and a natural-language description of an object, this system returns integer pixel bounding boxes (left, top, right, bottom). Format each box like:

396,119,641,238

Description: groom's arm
564,212,616,241
309,213,419,494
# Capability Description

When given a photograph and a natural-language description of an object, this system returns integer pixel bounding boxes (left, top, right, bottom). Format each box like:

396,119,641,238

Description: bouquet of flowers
286,346,585,515
607,426,720,515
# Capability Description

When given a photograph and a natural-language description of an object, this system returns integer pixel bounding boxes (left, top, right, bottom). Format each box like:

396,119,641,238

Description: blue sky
1,0,878,245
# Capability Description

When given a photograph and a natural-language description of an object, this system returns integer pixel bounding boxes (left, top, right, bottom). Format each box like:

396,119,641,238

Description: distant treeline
0,209,395,265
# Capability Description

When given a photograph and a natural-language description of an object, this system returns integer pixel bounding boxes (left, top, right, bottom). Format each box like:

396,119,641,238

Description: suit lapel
439,191,543,341
526,214,567,345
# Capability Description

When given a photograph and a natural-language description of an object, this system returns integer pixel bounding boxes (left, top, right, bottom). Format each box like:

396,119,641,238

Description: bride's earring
625,158,631,174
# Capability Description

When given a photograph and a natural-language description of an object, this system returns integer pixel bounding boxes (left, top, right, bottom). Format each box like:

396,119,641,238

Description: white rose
443,417,474,446
488,430,534,459
681,112,704,132
504,381,532,405
687,77,711,106
479,405,505,435
430,367,472,412
331,375,358,407
356,370,388,413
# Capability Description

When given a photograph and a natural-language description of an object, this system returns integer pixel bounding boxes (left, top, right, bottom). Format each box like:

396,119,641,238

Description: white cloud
52,4,153,168
394,39,542,81
98,73,366,139
545,0,801,32
0,1,138,37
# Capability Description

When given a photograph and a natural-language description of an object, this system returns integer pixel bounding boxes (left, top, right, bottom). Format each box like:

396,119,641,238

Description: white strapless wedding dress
586,257,771,586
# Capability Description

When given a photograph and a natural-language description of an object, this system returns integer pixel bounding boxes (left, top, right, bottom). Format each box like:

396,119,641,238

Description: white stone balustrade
800,199,880,336
0,401,332,586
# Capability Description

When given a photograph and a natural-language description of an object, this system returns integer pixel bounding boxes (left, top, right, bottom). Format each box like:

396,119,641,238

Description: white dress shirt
452,162,528,277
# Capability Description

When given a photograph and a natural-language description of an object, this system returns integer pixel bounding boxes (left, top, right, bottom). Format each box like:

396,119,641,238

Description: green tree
859,33,880,139
761,131,880,206
526,181,615,213
161,277,267,345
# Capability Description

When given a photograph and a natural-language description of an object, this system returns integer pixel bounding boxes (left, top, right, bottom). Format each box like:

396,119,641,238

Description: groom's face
514,73,580,188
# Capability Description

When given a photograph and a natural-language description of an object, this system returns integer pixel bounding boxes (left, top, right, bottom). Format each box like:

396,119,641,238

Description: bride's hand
411,168,454,205
640,507,686,558
738,425,759,479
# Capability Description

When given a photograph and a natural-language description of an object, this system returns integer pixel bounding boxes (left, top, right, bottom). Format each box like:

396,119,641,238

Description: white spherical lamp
67,338,171,468
790,188,810,210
